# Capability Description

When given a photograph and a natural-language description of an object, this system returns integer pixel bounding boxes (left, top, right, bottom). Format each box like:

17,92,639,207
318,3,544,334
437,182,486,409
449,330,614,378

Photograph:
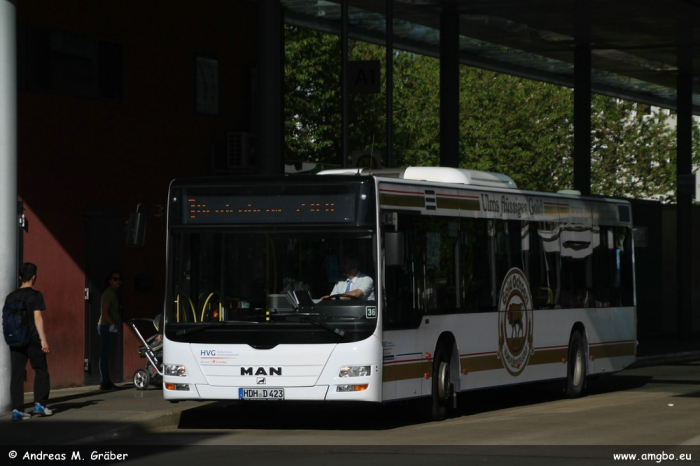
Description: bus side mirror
384,232,404,267
126,212,147,247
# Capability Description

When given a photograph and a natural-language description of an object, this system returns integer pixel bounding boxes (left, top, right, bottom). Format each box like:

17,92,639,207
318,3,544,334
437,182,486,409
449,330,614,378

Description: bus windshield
166,228,378,345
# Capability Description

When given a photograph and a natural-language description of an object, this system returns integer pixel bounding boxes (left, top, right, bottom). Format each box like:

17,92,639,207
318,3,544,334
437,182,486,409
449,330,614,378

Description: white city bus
162,167,636,420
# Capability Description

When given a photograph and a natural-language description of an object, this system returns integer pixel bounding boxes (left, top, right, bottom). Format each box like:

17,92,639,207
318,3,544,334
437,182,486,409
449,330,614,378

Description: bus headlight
164,364,187,377
339,365,371,377
337,384,369,392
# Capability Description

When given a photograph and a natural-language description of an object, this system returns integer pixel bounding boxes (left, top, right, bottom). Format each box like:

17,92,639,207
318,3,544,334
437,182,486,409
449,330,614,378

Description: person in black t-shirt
6,262,53,421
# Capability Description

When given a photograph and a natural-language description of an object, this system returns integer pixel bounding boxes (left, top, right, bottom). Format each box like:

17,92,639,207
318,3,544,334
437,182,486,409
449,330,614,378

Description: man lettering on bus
322,254,375,300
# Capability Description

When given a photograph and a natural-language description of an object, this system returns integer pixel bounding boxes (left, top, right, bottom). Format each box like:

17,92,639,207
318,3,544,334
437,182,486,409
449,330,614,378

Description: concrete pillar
257,0,283,175
439,5,459,168
0,0,18,412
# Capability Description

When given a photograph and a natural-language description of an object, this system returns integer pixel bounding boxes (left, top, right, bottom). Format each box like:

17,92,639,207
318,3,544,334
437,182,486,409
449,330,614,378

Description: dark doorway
82,206,124,386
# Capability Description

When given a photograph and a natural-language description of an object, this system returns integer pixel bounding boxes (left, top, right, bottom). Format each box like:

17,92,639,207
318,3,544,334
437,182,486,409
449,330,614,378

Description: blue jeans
97,324,115,383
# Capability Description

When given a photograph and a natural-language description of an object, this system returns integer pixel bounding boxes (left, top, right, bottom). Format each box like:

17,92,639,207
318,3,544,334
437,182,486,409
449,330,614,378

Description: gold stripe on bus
383,361,432,383
436,197,460,210
459,198,481,211
460,354,502,372
529,347,568,366
590,341,635,360
379,192,425,208
384,342,634,383
433,197,480,212
543,204,570,216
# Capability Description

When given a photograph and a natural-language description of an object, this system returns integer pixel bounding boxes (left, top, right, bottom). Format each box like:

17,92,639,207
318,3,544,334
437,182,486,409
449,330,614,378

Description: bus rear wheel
427,344,453,421
566,331,586,398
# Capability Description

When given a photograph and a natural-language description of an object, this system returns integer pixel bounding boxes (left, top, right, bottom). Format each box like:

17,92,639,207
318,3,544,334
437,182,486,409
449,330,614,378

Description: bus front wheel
566,330,587,398
427,344,453,421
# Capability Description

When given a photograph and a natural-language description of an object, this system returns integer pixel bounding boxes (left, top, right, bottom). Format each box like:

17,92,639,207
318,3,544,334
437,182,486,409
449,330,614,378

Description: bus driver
322,254,375,300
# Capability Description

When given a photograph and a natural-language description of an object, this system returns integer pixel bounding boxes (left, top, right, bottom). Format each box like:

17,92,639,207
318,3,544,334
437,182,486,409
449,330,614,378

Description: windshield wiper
307,318,345,337
276,313,345,336
174,321,249,336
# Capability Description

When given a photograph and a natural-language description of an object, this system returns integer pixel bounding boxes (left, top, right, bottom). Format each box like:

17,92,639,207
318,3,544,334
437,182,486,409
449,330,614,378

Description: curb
629,351,700,369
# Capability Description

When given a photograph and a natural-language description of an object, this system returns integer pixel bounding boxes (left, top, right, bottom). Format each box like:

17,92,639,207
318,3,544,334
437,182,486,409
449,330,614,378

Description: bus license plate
239,388,285,400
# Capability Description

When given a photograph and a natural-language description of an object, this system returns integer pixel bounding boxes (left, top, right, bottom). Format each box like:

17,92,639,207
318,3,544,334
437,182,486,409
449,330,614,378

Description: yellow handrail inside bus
540,287,554,305
200,292,223,322
175,293,196,322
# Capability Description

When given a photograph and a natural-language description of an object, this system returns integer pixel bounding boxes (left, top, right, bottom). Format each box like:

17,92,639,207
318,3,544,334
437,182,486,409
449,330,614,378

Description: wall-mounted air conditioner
227,132,257,168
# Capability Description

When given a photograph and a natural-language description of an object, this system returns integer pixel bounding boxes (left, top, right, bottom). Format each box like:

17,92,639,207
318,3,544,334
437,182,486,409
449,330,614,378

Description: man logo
240,367,282,376
497,268,534,376
257,377,266,385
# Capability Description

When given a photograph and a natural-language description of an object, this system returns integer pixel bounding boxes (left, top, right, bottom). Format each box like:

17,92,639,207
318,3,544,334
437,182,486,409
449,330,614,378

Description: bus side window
559,223,595,309
461,218,493,313
383,212,423,329
529,222,561,309
423,217,458,314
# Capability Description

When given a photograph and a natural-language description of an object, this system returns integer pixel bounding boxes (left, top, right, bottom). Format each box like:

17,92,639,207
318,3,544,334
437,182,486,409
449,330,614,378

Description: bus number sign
366,306,377,319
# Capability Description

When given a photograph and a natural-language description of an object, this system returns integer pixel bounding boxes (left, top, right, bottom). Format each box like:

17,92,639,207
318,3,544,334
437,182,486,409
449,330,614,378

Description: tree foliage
284,26,699,201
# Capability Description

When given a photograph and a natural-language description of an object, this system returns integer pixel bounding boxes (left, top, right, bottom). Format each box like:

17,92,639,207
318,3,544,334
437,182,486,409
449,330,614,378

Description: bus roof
317,167,517,189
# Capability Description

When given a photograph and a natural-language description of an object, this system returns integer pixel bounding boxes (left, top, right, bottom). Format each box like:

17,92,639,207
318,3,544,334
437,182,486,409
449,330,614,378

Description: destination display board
184,193,356,224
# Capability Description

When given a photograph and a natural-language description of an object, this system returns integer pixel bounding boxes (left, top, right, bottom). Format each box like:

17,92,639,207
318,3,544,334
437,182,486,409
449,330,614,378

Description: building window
19,24,124,101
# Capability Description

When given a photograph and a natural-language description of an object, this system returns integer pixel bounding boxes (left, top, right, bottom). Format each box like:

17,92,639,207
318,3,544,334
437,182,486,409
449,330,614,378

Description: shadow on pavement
176,373,655,431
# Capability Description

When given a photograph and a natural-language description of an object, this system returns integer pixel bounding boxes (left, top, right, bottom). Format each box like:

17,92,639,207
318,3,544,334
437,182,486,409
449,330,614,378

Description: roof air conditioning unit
227,132,257,168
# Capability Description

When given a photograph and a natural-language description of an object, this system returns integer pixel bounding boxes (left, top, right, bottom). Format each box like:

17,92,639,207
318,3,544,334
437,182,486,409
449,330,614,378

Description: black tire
566,331,587,398
427,344,453,421
133,369,151,390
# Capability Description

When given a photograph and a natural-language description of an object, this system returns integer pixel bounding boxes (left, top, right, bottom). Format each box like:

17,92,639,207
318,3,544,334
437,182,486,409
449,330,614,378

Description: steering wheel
327,293,361,300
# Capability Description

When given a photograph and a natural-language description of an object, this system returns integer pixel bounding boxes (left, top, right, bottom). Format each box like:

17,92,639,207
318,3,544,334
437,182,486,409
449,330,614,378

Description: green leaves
285,26,698,201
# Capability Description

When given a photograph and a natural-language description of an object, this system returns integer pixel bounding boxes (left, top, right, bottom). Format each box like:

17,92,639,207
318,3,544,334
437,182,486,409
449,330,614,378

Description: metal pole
0,0,18,412
385,0,393,169
341,0,348,168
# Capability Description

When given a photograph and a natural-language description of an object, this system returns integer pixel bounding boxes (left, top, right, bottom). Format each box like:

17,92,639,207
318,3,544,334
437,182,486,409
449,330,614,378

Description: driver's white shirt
330,272,375,300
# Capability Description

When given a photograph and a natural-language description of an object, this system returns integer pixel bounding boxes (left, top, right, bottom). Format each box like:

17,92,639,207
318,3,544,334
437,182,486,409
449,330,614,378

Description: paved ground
0,334,697,447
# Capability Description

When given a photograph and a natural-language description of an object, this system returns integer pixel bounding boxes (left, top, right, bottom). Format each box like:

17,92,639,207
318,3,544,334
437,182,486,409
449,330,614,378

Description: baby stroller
125,315,164,390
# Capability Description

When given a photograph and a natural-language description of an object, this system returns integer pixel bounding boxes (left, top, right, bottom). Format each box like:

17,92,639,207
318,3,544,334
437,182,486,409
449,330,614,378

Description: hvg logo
200,349,216,356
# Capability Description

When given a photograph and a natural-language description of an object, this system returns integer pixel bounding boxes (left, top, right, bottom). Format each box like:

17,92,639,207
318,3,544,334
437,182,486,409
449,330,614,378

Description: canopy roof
282,0,700,114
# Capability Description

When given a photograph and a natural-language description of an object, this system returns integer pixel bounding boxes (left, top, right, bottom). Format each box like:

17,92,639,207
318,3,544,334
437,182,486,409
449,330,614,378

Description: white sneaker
34,403,52,416
12,410,31,421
